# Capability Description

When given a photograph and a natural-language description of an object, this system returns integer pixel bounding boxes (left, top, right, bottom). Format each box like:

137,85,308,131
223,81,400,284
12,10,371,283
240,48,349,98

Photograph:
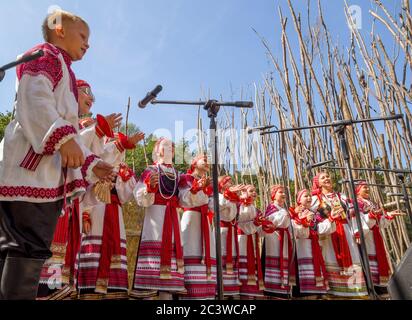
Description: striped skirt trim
182,256,217,300
133,241,186,295
76,237,128,292
325,264,368,297
264,256,291,295
296,257,329,294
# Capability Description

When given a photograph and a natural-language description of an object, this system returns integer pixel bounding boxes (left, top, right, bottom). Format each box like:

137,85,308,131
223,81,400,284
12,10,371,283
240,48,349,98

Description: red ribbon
331,220,353,269
221,220,238,273
371,224,390,284
238,230,264,289
309,230,328,286
155,194,184,277
277,228,294,287
63,199,81,283
96,195,121,288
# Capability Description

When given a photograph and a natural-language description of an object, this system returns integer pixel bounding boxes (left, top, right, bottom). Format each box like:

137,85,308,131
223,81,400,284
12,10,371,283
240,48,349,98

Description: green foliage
0,111,12,141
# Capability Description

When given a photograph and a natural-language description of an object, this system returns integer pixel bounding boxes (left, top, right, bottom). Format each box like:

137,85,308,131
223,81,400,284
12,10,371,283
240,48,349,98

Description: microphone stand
324,166,412,175
257,114,404,300
150,98,253,300
340,176,412,229
339,180,412,190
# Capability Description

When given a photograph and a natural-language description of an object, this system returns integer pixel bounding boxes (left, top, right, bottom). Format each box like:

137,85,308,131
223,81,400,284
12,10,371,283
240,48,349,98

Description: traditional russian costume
311,191,368,297
180,174,216,300
356,193,393,287
262,203,293,296
130,163,198,298
218,188,241,297
237,198,265,298
290,191,333,295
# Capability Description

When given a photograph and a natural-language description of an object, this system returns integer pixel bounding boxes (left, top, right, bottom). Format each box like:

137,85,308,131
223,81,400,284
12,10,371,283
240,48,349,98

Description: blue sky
0,0,402,140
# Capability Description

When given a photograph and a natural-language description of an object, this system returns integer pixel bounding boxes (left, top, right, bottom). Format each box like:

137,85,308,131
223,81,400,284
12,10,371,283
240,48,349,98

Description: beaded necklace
157,163,178,200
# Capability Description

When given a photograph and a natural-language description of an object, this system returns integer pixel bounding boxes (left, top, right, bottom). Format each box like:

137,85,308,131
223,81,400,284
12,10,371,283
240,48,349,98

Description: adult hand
92,161,115,180
105,113,123,129
150,173,160,189
128,132,145,146
59,139,85,169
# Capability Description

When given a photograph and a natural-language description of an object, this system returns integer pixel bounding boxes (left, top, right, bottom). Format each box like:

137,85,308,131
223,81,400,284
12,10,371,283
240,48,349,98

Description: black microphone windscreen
152,85,163,96
20,50,44,64
138,85,163,108
235,101,254,108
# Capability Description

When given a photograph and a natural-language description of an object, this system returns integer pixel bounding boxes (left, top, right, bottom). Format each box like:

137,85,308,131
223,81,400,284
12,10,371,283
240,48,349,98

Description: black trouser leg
0,252,6,299
1,257,45,300
0,200,62,300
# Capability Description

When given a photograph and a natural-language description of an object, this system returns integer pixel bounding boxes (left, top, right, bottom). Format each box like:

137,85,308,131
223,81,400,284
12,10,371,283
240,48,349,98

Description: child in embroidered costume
0,10,114,300
355,181,403,295
290,189,334,298
237,185,265,299
218,176,243,298
76,131,144,300
311,171,368,298
131,138,201,300
37,80,124,299
262,185,293,299
180,155,217,300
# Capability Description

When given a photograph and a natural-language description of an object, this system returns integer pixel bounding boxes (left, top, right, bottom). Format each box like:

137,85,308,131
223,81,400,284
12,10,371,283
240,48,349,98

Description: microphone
1,50,44,82
247,125,275,135
306,159,335,171
138,85,163,108
1,50,44,72
233,101,254,108
384,200,405,209
338,179,365,185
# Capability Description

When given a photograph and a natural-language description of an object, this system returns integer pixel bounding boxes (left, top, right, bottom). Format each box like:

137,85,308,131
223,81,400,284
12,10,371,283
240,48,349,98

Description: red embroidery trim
0,179,85,199
57,47,78,102
95,125,104,139
114,140,125,153
81,154,100,179
119,163,135,182
20,147,43,171
16,43,78,101
43,125,77,155
17,43,62,90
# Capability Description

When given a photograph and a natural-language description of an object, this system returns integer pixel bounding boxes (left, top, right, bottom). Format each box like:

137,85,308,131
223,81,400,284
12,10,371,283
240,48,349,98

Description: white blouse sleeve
100,141,124,167
16,73,77,156
219,194,237,222
116,175,137,205
133,169,155,208
317,219,336,235
267,208,290,229
179,187,209,208
237,205,259,235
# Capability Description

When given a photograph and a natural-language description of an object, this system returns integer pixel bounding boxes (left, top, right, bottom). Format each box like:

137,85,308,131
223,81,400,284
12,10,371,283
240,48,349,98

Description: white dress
262,204,292,295
237,203,264,297
180,174,216,300
218,192,241,296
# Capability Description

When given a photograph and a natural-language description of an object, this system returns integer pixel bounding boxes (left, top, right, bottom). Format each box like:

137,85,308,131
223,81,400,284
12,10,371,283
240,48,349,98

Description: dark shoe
0,257,45,300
